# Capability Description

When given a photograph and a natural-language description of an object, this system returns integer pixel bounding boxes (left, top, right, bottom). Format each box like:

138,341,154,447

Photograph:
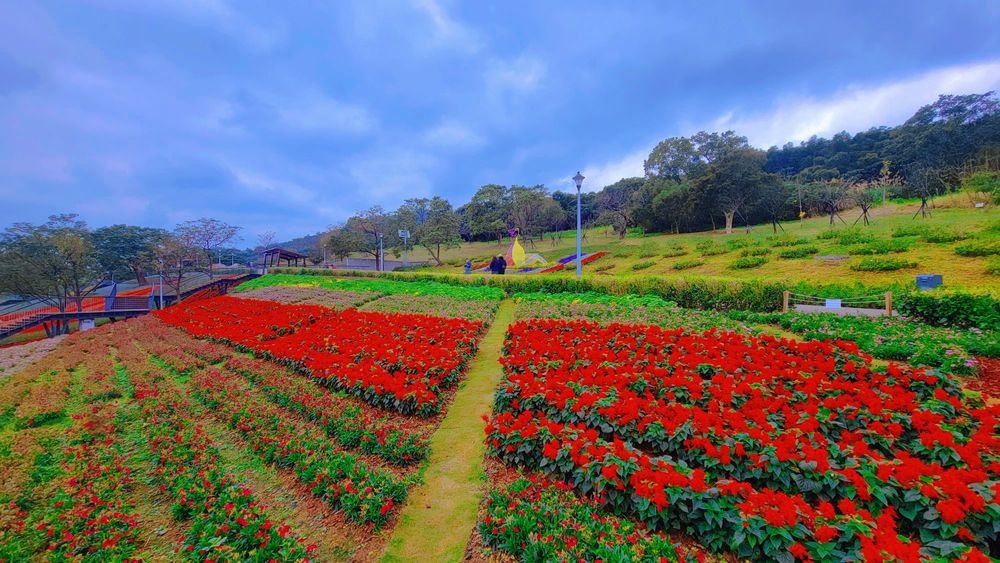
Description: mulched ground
966,357,1000,406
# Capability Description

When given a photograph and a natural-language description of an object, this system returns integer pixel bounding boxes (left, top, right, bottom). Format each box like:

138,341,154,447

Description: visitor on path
498,256,507,275
488,255,499,274
463,259,472,274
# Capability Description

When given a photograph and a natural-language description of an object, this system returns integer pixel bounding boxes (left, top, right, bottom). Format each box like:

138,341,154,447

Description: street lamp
573,171,585,278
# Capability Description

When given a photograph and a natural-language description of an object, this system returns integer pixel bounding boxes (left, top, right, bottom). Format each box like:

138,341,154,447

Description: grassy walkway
382,300,514,562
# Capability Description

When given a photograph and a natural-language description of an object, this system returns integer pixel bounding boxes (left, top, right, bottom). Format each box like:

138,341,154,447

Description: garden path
382,300,514,562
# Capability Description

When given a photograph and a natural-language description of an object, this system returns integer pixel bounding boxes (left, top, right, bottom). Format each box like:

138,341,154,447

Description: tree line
323,91,1000,261
0,216,244,323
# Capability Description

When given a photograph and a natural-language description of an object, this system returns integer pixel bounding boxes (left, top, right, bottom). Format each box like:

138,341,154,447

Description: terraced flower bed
155,296,484,415
512,291,749,333
481,318,999,561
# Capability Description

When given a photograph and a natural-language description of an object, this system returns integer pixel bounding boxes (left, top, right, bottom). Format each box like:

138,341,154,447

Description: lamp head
572,171,585,191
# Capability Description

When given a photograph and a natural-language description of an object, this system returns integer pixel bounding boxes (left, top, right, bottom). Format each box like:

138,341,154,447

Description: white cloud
486,55,546,92
410,0,481,52
711,59,1000,148
552,147,647,192
422,120,485,149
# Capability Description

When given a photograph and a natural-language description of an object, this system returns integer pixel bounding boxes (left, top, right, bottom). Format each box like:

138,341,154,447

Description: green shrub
954,240,1000,257
987,258,1000,276
815,230,840,240
897,290,1000,331
593,263,614,273
922,228,968,244
613,249,635,258
852,239,912,255
661,246,688,258
672,259,705,271
269,268,789,312
696,241,727,256
892,224,930,238
637,241,658,258
740,247,770,257
835,229,878,245
778,246,819,259
730,256,768,269
631,260,656,271
725,237,753,249
850,257,918,271
768,236,808,247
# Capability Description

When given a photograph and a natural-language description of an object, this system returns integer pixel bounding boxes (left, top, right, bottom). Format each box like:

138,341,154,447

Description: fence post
782,290,790,313
885,291,893,316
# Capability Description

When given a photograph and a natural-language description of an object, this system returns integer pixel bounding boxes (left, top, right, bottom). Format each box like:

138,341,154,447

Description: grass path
382,300,514,562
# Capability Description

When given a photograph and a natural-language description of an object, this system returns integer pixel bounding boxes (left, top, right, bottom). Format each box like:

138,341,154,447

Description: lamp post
573,171,585,278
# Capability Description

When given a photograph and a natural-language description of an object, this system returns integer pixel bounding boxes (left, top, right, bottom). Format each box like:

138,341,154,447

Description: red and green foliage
481,477,700,562
156,296,483,415
486,319,999,561
187,366,408,527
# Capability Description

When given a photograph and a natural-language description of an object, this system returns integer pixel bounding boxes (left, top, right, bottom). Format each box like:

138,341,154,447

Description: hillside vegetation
403,198,998,290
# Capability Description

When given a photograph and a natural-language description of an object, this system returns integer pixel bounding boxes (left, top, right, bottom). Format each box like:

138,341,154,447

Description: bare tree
175,218,241,278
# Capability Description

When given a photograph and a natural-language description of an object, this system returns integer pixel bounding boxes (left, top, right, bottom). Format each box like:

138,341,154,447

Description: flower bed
729,311,999,375
237,273,505,301
235,285,380,309
484,319,999,560
359,293,500,321
188,366,408,527
512,291,747,333
481,477,698,561
156,296,483,415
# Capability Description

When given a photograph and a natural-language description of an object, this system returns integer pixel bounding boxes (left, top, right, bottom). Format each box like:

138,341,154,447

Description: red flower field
484,319,999,561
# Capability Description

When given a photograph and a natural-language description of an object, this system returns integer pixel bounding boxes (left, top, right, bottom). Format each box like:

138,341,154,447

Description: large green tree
0,214,104,331
91,224,168,284
415,197,462,265
463,184,513,245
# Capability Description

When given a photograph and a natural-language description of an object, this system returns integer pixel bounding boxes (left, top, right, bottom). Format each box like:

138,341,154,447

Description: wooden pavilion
261,248,309,268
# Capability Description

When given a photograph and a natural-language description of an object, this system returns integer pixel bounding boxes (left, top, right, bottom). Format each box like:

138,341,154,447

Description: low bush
768,236,808,247
852,239,912,255
661,246,688,258
696,241,727,256
612,249,634,258
987,257,1000,276
778,246,819,259
850,257,918,271
637,242,658,258
922,228,968,243
835,229,878,245
892,224,929,238
592,263,614,273
729,256,768,269
896,290,1000,331
631,260,656,271
954,240,1000,257
725,237,753,249
672,259,705,271
740,246,770,257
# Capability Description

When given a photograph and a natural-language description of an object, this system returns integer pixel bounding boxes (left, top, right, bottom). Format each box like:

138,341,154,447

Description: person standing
498,255,507,275
464,259,472,274
489,255,499,274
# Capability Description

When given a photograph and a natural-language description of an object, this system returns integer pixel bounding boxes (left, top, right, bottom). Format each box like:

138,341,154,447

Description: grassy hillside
397,197,999,290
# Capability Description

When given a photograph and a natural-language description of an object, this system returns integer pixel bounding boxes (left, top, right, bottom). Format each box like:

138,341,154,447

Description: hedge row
269,268,788,312
267,268,999,329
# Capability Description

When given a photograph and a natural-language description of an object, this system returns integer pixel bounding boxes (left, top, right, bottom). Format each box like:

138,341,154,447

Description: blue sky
2,1,999,242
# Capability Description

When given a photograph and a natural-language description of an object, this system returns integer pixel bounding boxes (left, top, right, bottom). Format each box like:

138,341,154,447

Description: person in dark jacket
498,256,507,275
488,255,499,274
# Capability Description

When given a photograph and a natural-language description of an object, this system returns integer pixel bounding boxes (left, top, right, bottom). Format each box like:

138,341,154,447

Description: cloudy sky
2,1,999,241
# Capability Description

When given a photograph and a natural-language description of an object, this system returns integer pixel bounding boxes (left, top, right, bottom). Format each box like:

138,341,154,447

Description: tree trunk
132,266,147,286
723,211,735,235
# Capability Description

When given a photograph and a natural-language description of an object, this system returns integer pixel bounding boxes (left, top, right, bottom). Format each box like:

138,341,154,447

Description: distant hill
275,232,323,255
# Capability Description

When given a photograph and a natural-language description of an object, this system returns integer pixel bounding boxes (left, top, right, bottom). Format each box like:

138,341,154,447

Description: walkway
382,300,514,562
